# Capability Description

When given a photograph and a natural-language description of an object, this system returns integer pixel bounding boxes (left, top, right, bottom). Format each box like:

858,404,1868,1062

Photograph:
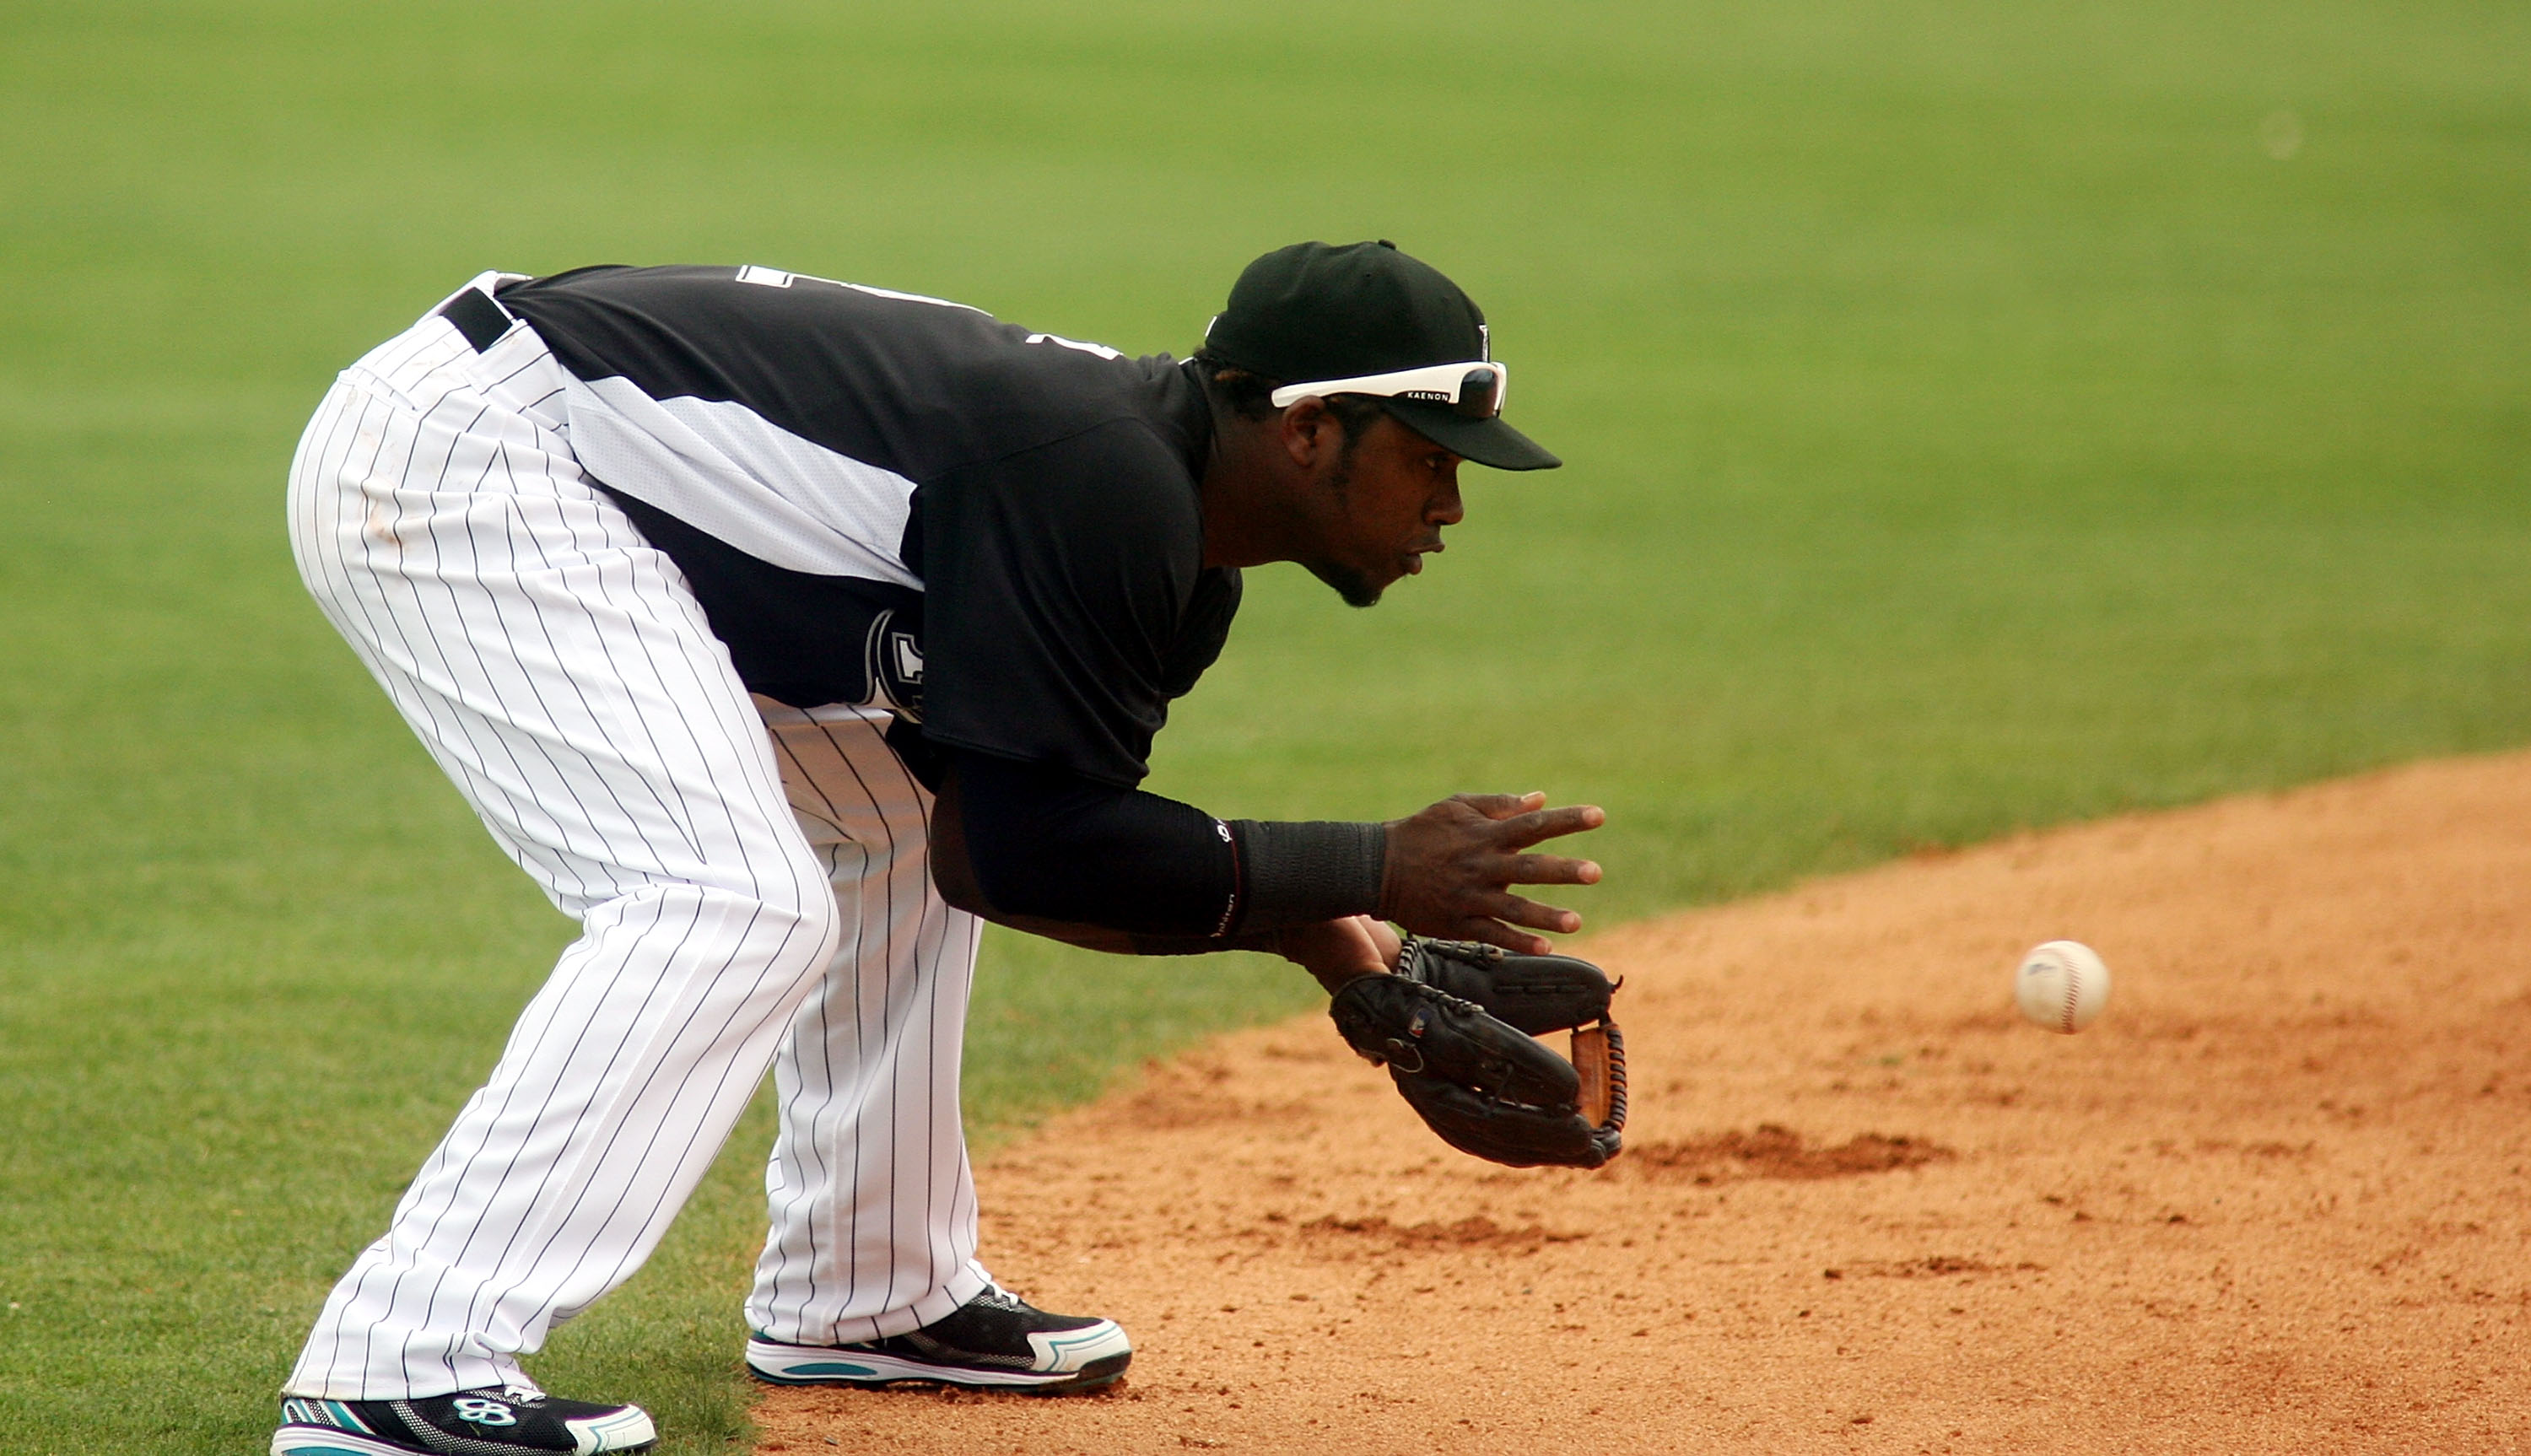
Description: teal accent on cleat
759,1356,881,1387
273,1385,655,1454
747,1284,1132,1394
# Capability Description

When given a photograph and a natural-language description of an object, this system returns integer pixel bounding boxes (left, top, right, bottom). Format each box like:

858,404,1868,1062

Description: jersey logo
863,609,926,722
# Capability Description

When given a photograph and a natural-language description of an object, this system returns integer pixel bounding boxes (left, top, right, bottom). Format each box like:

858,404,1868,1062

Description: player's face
1302,415,1465,608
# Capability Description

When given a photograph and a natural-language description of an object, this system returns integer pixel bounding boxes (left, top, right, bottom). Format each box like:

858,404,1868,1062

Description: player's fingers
1458,919,1557,956
1490,892,1584,936
1493,803,1606,849
1449,790,1547,821
1360,915,1405,968
1502,852,1602,887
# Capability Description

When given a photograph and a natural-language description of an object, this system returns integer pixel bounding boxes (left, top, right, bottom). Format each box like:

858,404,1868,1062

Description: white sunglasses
1268,360,1508,418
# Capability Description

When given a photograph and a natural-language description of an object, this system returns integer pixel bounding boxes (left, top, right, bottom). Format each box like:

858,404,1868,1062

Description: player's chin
1305,558,1390,610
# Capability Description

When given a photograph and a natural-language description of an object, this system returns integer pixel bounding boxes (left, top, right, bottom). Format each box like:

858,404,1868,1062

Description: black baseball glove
1328,937,1627,1169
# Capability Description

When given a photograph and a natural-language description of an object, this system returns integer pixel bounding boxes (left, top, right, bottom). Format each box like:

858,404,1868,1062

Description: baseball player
272,240,1600,1456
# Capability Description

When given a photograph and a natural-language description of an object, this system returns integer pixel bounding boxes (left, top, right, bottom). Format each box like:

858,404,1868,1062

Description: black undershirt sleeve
954,750,1239,936
950,750,1387,941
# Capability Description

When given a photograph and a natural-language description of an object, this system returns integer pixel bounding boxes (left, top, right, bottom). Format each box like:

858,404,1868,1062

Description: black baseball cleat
746,1283,1131,1394
271,1387,656,1454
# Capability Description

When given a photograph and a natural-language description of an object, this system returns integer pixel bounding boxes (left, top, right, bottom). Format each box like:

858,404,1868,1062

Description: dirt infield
758,754,2531,1454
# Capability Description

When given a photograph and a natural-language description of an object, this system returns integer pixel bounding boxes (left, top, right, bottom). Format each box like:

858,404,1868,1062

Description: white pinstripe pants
283,280,990,1399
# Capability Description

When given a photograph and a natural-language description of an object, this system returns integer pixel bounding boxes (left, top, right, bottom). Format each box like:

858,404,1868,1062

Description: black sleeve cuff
1224,819,1387,931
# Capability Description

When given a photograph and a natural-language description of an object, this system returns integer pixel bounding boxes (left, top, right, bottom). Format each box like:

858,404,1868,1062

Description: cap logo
1478,322,1491,362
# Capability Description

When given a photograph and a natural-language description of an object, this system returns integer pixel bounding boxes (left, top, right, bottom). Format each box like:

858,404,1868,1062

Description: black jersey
499,265,1239,790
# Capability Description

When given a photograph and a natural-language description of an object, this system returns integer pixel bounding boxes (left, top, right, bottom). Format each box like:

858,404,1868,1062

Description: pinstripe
459,892,694,1329
761,726,861,1329
799,727,877,1330
837,725,900,1310
290,369,636,1389
493,462,707,876
374,394,613,1388
364,397,591,1388
827,722,918,1308
289,385,405,1389
743,704,987,1344
333,382,493,1390
442,426,678,881
757,733,849,1327
344,386,594,905
442,894,715,1347
848,720,905,1313
287,284,994,1399
882,737,959,1299
497,912,749,1308
512,903,798,1261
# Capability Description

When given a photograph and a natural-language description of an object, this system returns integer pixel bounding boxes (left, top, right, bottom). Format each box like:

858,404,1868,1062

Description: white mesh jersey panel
563,374,922,586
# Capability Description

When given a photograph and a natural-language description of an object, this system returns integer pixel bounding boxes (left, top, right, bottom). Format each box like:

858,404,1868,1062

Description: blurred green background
2,1,2523,1450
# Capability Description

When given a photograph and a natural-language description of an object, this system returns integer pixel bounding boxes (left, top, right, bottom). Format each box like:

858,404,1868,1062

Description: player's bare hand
1380,791,1605,953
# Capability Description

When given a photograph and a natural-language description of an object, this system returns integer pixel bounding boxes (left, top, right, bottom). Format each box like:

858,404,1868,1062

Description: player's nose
1428,482,1465,526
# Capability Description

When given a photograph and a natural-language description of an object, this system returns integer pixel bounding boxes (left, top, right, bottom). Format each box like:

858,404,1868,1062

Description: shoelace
970,1285,1028,1313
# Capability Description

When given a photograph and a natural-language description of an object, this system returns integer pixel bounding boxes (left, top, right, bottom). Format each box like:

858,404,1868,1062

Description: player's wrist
1267,919,1391,994
1223,820,1385,931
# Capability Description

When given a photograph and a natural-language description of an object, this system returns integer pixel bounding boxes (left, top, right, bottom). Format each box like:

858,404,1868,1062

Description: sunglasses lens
1454,367,1503,418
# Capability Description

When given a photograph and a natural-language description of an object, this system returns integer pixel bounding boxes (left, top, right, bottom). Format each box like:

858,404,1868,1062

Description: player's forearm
942,750,1238,934
921,854,1286,960
936,753,1607,964
936,863,1376,964
930,784,1377,967
936,911,1386,1005
938,749,1386,944
975,913,1283,959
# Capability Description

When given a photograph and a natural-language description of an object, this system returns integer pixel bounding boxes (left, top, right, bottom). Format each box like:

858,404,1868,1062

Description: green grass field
3,2,2524,1450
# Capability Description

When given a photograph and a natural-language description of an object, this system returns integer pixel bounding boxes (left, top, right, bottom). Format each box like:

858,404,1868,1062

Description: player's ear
1276,396,1339,471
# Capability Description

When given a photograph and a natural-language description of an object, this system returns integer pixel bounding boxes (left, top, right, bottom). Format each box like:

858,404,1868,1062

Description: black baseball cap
1201,240,1562,472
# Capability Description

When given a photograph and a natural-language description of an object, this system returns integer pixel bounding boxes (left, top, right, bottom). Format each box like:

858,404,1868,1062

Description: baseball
2014,940,2110,1033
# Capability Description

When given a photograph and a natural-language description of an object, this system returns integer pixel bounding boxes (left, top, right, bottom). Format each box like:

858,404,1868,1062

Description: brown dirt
758,754,2531,1454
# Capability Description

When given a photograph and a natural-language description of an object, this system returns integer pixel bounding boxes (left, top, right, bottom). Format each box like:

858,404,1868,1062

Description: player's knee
743,868,845,969
653,855,844,974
